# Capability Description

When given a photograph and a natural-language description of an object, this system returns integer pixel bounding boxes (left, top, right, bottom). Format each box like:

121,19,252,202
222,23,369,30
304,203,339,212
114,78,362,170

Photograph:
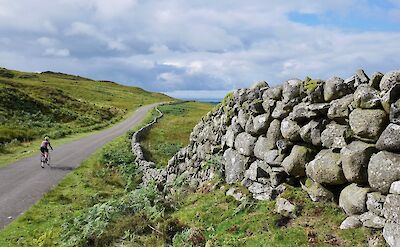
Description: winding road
0,103,158,229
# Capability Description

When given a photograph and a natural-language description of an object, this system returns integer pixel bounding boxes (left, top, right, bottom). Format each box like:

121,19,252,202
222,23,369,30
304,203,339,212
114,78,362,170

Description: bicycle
40,151,51,168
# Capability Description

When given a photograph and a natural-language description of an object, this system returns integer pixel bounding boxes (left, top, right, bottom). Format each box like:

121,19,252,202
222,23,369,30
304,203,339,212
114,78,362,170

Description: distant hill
0,67,172,145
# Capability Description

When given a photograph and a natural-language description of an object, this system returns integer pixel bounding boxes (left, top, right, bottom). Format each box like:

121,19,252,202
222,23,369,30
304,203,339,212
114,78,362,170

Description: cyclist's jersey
41,140,50,148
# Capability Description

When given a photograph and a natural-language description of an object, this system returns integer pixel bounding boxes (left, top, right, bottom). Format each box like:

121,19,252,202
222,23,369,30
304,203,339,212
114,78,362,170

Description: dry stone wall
131,105,167,188
164,69,400,246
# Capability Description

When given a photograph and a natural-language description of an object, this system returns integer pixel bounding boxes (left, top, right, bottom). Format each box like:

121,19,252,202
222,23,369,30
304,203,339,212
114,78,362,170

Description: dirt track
0,103,158,229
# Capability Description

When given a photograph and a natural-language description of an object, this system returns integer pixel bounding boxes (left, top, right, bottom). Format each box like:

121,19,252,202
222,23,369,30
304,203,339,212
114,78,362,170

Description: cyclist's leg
40,150,45,168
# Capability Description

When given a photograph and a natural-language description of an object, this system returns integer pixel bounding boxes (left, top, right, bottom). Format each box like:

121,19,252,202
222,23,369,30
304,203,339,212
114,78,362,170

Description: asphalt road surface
0,103,159,229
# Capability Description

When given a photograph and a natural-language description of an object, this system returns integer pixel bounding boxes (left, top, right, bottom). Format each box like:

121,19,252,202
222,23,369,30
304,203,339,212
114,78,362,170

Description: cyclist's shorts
40,147,48,153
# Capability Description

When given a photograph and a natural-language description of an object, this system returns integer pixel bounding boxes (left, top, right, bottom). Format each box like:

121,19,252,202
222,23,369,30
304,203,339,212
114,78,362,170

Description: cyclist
40,136,53,168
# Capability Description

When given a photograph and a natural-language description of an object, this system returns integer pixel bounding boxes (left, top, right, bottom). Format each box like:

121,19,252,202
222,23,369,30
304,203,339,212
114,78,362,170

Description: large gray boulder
246,113,271,135
349,109,388,141
355,69,370,85
339,183,370,215
369,72,383,89
301,179,334,202
264,149,286,166
302,78,325,103
340,216,362,229
305,149,347,185
263,86,282,100
383,223,400,247
327,94,354,119
248,182,276,200
381,84,400,113
251,80,269,90
281,118,301,141
253,113,271,134
254,136,271,160
265,119,282,150
262,98,275,115
223,148,250,184
340,141,376,184
380,70,400,92
359,211,386,229
376,124,400,152
299,120,324,146
275,198,297,218
254,140,286,165
353,84,381,109
281,145,315,177
243,160,270,181
269,167,286,187
234,89,249,104
301,77,325,103
271,100,294,119
289,102,329,121
282,79,302,103
368,151,400,193
367,192,386,217
246,100,265,115
390,99,400,124
238,109,250,129
234,132,257,156
324,76,354,102
224,125,241,148
383,194,400,224
226,187,245,202
320,123,352,149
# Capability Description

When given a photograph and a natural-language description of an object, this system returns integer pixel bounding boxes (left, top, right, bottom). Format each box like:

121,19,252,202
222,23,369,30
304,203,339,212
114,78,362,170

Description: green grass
0,67,172,166
170,185,386,247
141,102,214,167
0,144,126,246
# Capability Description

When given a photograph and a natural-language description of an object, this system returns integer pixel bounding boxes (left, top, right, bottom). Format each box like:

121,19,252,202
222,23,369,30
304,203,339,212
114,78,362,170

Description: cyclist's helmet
44,136,49,141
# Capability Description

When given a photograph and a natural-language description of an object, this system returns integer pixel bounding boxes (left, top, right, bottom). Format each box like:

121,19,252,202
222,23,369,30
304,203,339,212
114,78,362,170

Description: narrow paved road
0,103,159,229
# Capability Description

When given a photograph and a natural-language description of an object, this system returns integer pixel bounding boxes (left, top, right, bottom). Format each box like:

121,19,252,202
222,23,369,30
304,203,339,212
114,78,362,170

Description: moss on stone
303,77,320,93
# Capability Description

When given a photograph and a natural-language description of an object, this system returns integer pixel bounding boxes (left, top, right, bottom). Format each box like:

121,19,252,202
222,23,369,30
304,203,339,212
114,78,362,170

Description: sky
1,0,400,100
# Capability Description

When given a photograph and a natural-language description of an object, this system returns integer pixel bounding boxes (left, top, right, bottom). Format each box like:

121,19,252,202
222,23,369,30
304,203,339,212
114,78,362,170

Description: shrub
0,127,37,143
0,68,14,78
61,184,165,246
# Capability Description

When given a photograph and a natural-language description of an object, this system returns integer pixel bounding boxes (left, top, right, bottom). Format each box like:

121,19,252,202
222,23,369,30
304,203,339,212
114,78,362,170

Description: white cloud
66,22,128,51
44,48,70,57
0,0,400,98
37,37,58,47
91,0,137,19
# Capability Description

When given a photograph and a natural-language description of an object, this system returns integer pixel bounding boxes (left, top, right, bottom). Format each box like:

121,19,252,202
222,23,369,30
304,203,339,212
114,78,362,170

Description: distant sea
179,98,222,104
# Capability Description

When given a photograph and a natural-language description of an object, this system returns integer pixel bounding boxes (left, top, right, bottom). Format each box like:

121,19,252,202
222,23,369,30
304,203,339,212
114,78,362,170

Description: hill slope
0,67,171,151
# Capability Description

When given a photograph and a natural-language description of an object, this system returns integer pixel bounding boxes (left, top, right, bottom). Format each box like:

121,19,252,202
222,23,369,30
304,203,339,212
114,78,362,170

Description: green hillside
0,67,172,159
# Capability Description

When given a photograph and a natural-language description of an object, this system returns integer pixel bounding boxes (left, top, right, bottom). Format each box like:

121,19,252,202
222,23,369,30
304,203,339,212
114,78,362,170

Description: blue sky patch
288,1,400,32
